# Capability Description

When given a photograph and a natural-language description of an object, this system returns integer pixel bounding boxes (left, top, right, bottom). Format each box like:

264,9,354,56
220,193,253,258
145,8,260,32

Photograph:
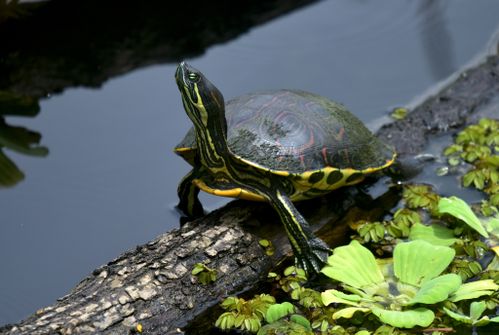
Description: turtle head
175,62,226,133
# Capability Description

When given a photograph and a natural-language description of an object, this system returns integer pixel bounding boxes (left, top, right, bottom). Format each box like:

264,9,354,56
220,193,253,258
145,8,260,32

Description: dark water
1,0,498,325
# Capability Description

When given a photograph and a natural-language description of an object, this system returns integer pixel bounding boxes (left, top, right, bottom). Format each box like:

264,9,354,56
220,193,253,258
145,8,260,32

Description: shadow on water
0,0,317,187
418,0,456,80
0,92,48,187
0,0,318,98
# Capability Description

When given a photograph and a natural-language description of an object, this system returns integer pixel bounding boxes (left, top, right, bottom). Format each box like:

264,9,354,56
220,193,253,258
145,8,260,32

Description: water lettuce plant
321,240,461,328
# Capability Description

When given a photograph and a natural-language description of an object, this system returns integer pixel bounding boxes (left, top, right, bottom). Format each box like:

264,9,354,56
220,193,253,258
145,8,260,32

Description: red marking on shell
321,147,329,165
299,154,305,168
335,127,345,141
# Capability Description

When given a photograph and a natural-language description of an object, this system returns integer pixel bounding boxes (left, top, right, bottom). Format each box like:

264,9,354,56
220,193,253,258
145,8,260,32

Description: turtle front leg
177,169,204,219
268,189,331,274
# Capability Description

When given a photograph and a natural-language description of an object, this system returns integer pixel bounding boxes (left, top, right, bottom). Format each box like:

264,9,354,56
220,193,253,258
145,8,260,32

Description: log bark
1,45,498,335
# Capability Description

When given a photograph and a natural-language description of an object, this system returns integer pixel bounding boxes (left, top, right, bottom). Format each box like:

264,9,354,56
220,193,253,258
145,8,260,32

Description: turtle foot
176,199,204,220
295,237,331,275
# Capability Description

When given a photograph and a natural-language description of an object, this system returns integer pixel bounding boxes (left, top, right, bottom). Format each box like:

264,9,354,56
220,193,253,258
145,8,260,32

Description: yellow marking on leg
192,179,266,201
275,190,306,255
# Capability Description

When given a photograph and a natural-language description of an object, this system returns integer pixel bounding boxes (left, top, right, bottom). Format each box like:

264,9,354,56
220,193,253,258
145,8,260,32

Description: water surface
1,0,498,325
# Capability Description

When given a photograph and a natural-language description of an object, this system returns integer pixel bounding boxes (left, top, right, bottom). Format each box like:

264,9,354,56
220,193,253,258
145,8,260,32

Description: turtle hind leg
177,169,204,219
269,189,330,274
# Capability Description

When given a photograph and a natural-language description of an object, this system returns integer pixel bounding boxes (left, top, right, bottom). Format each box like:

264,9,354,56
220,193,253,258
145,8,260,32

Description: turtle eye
188,72,200,82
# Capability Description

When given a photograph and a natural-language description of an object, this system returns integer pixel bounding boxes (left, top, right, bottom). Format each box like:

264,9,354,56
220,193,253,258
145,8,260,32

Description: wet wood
1,43,497,335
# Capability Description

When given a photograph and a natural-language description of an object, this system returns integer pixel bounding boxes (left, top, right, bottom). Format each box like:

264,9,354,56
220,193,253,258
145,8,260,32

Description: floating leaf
321,240,384,289
449,279,499,302
444,144,463,156
483,216,499,237
321,289,363,307
257,319,313,335
403,184,439,211
265,302,295,323
290,314,312,331
470,301,487,322
393,240,455,286
408,273,461,305
442,307,472,324
443,301,498,327
333,307,370,320
438,196,489,237
463,169,486,190
371,307,434,328
408,222,458,246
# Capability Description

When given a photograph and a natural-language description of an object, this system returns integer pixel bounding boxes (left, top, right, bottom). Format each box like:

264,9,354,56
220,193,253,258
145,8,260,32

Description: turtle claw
295,237,331,275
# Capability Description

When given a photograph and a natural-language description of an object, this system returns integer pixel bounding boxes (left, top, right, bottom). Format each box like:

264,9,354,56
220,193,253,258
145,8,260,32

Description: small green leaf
333,307,371,320
321,289,362,307
438,196,489,237
462,169,486,189
257,320,313,335
484,217,499,237
408,222,458,246
321,240,384,289
443,307,472,324
371,307,435,328
408,274,461,305
394,240,455,286
191,263,217,284
391,107,408,120
259,239,270,247
443,303,495,327
290,314,312,330
259,239,275,256
469,301,487,322
444,144,463,156
449,279,499,302
215,312,237,330
265,302,295,323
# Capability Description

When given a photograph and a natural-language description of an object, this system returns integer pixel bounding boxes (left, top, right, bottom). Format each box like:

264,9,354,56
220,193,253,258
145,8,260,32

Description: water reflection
0,92,48,187
418,0,456,79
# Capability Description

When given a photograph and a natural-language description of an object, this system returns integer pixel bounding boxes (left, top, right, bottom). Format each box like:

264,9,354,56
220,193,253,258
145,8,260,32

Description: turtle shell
176,89,394,174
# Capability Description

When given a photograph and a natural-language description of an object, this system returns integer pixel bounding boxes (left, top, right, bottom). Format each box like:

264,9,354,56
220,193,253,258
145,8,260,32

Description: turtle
174,62,396,273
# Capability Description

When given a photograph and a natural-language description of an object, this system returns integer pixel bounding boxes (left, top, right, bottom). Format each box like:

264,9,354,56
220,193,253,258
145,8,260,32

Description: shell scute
225,90,394,173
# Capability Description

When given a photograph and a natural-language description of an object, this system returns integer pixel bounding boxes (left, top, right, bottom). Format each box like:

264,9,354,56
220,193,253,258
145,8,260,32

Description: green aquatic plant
390,108,408,120
443,301,499,326
215,294,276,333
257,302,314,335
191,263,217,284
321,240,462,328
402,184,440,213
259,239,275,256
444,118,499,214
438,196,489,238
